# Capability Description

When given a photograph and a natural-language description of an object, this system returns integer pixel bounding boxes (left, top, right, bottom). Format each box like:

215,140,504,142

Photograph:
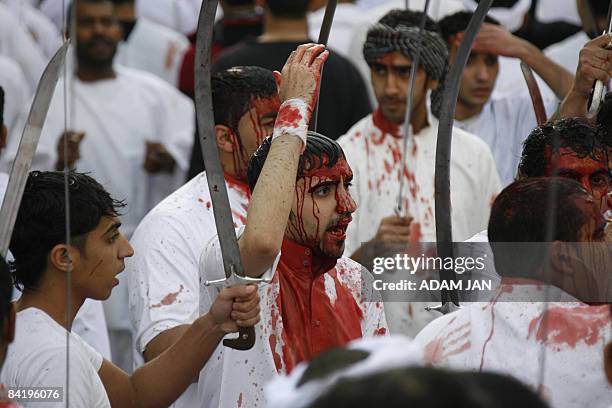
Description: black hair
587,0,610,18
298,348,370,387
596,92,612,146
247,132,343,192
9,171,126,291
488,177,590,277
0,86,4,128
265,0,309,19
518,117,610,178
475,0,521,7
438,11,500,44
0,257,12,328
223,0,255,6
309,366,549,408
212,66,277,135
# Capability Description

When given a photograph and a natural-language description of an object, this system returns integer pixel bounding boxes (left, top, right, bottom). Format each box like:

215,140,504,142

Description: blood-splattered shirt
414,283,612,408
127,172,250,407
197,229,388,408
338,106,502,255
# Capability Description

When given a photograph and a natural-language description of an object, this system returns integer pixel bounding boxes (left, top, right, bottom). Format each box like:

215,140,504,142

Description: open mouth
327,217,351,240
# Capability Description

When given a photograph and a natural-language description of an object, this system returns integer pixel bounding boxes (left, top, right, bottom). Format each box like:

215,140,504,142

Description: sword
429,0,493,314
194,0,267,351
0,41,70,257
520,61,547,125
396,0,431,215
587,0,612,118
310,0,337,132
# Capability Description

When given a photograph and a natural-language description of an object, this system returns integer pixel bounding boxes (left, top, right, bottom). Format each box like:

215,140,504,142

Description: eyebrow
103,222,122,237
308,180,337,194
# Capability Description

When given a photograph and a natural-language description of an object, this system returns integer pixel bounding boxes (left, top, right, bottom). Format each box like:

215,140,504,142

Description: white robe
0,2,46,89
338,103,501,336
545,31,590,77
0,55,31,135
127,172,250,407
115,18,190,88
1,0,61,59
135,0,202,35
308,3,369,59
455,93,558,187
197,227,388,408
415,283,612,408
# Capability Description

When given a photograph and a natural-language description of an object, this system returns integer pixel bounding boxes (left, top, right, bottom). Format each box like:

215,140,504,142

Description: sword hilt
205,271,270,351
425,302,462,315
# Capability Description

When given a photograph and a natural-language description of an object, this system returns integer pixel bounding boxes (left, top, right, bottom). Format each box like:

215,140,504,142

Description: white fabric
1,308,110,408
346,0,467,105
135,0,201,36
127,172,250,407
338,104,501,252
196,227,388,408
308,3,370,58
37,0,67,31
0,172,7,200
454,93,558,186
0,2,46,90
415,284,612,408
463,0,531,32
115,18,190,87
536,0,581,25
1,63,194,338
0,56,30,137
1,0,61,59
266,335,422,408
545,31,590,77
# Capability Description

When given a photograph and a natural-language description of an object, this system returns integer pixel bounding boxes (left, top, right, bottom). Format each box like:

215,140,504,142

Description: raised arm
470,23,574,99
238,43,329,278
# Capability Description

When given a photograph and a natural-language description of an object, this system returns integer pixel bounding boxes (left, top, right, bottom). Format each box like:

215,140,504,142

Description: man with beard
127,66,279,407
415,177,612,408
0,0,195,369
337,9,501,336
197,43,387,408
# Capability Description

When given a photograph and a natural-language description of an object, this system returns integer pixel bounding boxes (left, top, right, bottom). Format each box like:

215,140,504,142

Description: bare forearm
241,135,302,276
129,314,225,407
520,42,573,99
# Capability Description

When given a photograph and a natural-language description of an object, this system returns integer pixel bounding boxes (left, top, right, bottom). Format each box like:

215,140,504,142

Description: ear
273,70,282,92
48,244,80,273
4,303,15,343
0,125,7,150
215,125,236,153
548,241,580,278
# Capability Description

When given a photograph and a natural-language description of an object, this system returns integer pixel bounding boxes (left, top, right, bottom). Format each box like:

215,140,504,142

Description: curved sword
0,41,70,257
430,0,493,314
587,0,612,117
195,0,266,351
396,0,431,215
520,61,547,125
310,0,338,132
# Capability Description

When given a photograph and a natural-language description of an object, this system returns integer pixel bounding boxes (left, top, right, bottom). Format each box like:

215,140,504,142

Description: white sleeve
198,226,279,315
127,214,201,357
72,299,112,360
360,268,389,337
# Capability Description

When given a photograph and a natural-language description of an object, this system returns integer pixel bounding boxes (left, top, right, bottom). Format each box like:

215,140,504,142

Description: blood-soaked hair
488,177,589,277
9,171,125,290
212,66,277,134
518,117,609,179
247,132,343,193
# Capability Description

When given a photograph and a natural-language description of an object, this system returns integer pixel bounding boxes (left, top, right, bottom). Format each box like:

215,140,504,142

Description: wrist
272,99,311,150
197,313,227,340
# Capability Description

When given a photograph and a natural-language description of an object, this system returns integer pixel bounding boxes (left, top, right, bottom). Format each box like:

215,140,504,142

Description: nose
119,235,135,259
474,61,491,82
384,72,400,96
336,185,357,214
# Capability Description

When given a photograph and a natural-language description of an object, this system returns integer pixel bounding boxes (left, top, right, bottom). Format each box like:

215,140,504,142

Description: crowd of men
0,0,611,407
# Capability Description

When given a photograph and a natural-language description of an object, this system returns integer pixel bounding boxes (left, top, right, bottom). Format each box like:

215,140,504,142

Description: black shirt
213,39,372,141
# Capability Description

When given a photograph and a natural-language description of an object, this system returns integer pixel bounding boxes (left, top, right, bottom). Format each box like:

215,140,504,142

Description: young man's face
286,156,357,260
370,52,430,124
74,216,134,300
75,1,122,66
457,51,499,112
545,147,612,214
233,95,280,179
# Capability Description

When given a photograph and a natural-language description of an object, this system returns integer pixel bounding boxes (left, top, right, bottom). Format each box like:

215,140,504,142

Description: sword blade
434,0,493,310
520,61,547,125
0,41,70,257
195,0,254,350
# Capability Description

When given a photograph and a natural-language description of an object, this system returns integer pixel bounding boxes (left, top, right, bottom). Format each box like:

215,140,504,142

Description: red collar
372,108,401,140
224,173,251,198
279,238,337,279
